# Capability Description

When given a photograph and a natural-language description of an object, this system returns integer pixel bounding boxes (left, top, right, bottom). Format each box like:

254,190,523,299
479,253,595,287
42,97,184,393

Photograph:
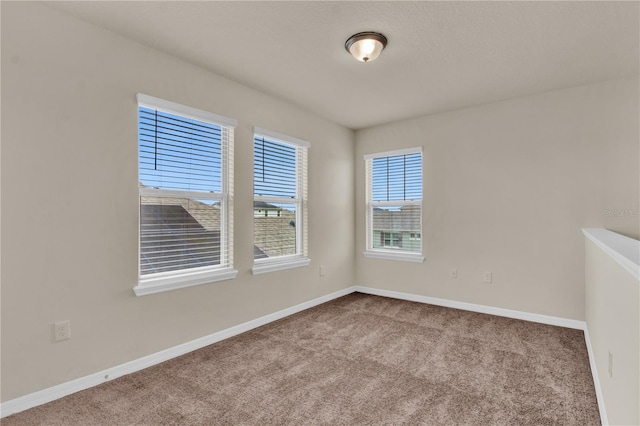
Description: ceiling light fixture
345,32,387,63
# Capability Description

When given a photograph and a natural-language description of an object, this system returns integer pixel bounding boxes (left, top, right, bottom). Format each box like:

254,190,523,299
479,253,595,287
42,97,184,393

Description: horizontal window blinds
367,149,422,255
254,202,298,259
140,198,222,275
371,152,422,202
253,136,297,198
138,100,232,278
253,135,307,262
370,205,422,252
139,106,222,193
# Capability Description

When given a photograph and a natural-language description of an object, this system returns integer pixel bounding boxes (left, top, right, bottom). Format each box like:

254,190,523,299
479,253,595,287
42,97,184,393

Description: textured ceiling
50,1,639,130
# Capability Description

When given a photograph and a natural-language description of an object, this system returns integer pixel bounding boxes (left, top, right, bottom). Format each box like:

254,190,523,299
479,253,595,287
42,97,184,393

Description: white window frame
364,147,425,263
134,94,238,296
252,127,310,275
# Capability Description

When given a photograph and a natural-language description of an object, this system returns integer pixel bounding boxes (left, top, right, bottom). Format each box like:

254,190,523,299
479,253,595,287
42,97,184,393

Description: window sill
252,256,311,275
134,267,238,296
363,250,425,263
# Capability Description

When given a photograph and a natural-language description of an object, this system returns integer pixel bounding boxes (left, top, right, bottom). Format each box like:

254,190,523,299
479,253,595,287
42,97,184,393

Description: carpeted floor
2,293,600,425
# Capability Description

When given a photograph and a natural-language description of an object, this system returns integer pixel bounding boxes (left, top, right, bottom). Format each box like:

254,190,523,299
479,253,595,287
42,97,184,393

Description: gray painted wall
1,2,355,401
355,76,639,320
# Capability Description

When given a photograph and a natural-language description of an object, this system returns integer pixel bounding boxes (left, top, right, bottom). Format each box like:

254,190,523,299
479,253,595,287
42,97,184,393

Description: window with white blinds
364,147,424,262
135,94,237,296
252,127,310,274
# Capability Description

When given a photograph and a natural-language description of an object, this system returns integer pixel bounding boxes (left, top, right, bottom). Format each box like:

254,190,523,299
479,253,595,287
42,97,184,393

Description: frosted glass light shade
345,32,387,63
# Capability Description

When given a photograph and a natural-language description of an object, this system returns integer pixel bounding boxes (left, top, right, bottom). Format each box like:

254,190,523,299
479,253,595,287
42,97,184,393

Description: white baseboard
353,286,587,330
584,326,608,426
1,285,594,419
0,287,354,418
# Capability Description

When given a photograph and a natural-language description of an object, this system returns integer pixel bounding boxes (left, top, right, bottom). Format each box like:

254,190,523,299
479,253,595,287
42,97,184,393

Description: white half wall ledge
0,285,588,418
582,228,640,281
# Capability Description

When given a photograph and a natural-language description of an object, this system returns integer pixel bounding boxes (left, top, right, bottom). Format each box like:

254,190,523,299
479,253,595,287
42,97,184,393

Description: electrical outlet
450,268,457,279
319,266,325,276
609,351,613,377
54,320,71,342
483,271,492,283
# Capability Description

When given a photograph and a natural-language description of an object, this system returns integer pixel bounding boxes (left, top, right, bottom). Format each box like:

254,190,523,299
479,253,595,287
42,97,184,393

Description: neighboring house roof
254,201,281,209
372,205,421,231
140,203,220,274
140,192,221,231
139,183,297,267
254,244,268,260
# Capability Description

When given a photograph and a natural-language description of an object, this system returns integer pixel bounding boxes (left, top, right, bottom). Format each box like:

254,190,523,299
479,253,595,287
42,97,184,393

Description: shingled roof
139,184,298,272
140,203,220,274
372,205,421,231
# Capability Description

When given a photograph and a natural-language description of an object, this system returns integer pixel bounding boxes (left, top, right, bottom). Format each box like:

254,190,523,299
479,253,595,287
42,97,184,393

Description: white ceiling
50,1,639,130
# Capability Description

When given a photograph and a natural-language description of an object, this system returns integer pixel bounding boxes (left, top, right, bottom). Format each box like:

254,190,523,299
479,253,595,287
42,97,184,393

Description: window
252,127,310,274
382,231,401,248
135,94,237,296
364,147,424,262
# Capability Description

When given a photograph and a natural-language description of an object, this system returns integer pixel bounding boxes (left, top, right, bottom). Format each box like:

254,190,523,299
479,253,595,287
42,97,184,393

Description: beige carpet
2,293,600,425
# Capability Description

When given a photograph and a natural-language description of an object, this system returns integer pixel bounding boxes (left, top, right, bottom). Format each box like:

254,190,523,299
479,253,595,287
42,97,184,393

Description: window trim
136,93,237,128
134,94,238,296
253,126,310,148
363,250,425,263
252,255,311,275
251,127,310,274
135,266,238,296
364,147,425,263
